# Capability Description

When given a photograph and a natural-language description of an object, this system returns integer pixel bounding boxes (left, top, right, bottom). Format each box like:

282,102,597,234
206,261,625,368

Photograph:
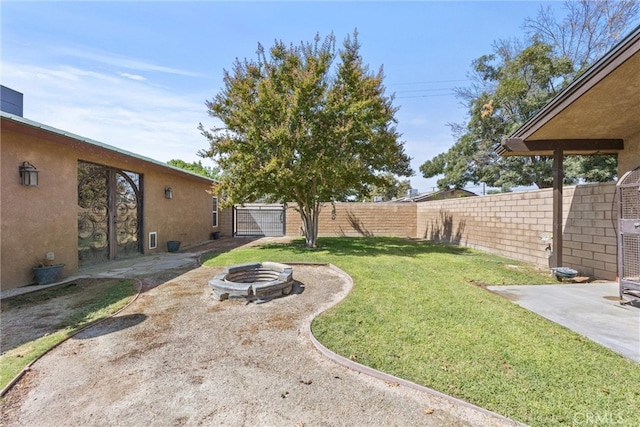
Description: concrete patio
488,282,640,363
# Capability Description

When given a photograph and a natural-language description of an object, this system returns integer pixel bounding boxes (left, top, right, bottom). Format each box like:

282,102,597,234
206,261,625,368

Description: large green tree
357,173,411,201
421,40,574,190
167,159,220,180
421,0,638,190
199,31,412,247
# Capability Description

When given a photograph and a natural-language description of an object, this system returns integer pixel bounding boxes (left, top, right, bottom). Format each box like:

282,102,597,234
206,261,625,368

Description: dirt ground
2,279,123,351
1,264,519,427
1,268,194,354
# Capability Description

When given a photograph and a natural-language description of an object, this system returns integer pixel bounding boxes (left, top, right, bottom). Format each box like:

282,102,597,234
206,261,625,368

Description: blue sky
2,1,560,193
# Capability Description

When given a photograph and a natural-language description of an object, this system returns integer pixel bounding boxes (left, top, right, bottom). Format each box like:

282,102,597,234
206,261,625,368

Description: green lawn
203,237,640,427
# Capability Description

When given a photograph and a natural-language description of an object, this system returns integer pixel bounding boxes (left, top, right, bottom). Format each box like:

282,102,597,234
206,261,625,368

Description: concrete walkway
488,282,640,363
0,237,264,300
0,252,201,299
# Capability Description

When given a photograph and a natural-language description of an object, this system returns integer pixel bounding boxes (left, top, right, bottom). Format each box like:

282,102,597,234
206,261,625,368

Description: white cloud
2,56,443,192
55,46,206,78
2,60,218,167
119,72,146,81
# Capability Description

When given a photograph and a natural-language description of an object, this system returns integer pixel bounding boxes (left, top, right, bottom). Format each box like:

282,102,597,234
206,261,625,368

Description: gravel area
1,264,520,427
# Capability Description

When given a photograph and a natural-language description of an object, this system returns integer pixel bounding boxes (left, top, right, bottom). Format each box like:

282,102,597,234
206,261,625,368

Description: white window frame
212,196,218,227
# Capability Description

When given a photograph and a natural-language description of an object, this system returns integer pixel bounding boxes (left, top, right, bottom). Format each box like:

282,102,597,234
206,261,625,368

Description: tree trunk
299,202,321,248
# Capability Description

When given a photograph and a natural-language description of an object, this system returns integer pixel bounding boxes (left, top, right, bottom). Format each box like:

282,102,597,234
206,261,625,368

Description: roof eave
509,25,640,141
1,111,216,184
498,137,624,157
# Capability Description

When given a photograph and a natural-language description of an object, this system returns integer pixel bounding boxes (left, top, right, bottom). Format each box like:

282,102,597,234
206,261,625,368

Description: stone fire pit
209,262,294,302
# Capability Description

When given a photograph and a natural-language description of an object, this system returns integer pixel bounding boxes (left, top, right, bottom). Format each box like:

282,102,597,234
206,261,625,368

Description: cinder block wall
285,202,417,238
240,182,617,280
416,182,617,280
563,182,618,279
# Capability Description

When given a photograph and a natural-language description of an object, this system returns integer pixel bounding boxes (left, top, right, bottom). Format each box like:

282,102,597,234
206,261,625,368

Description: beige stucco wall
218,207,233,237
618,128,640,176
142,169,218,253
1,121,219,290
2,127,79,289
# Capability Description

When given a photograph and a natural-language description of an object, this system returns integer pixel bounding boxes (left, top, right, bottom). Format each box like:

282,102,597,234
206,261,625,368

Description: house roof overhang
1,111,216,184
497,25,640,157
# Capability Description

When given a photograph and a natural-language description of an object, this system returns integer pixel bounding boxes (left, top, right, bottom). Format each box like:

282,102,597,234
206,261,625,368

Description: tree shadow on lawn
203,236,472,262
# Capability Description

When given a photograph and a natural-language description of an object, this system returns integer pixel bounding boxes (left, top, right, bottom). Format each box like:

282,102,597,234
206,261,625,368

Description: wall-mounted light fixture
164,186,173,199
19,161,39,186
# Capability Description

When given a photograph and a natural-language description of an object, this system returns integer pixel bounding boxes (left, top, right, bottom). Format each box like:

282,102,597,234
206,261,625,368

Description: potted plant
167,240,181,252
33,256,65,285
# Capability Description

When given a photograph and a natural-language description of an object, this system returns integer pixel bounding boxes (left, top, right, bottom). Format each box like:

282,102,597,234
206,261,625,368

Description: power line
386,79,469,86
395,93,456,99
384,78,467,99
393,87,454,94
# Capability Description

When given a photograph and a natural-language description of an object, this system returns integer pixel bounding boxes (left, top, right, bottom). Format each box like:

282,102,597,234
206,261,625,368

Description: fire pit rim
209,261,294,302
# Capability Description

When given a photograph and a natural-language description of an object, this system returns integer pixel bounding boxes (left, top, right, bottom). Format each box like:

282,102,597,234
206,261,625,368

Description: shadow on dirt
73,313,147,339
0,279,138,352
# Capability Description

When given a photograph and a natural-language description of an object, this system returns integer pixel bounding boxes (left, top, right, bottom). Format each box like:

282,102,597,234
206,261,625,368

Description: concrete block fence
220,182,618,280
415,182,617,280
285,202,417,238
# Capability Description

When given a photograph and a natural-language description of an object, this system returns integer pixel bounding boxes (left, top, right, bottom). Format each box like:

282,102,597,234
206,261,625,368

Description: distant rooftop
395,188,477,203
1,85,24,116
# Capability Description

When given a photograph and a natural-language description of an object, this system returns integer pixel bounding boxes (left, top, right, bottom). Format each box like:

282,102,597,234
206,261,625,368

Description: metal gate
233,205,285,237
617,165,640,303
78,161,142,266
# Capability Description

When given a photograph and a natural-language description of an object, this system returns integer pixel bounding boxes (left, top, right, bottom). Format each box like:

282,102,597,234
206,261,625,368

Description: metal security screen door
78,161,143,266
617,166,640,303
233,205,285,237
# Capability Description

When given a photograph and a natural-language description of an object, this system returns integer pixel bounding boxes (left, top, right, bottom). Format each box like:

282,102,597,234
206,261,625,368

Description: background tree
199,31,412,247
363,173,412,201
524,0,640,71
421,0,638,190
167,159,220,180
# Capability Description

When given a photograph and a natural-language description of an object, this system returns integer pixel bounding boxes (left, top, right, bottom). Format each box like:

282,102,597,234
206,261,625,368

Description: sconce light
19,161,39,186
164,186,173,199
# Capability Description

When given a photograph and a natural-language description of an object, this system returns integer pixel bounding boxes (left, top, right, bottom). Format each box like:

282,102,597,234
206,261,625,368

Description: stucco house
1,88,222,290
396,188,477,203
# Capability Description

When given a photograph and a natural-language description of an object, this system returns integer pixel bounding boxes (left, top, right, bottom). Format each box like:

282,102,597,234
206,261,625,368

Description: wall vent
149,232,157,249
